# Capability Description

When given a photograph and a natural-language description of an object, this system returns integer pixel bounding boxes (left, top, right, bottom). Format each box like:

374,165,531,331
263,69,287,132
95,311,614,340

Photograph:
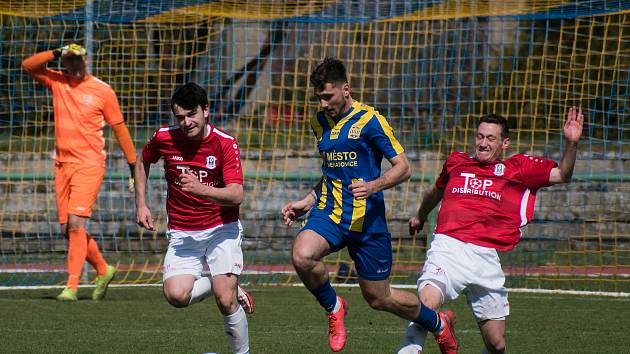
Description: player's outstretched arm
350,152,411,200
409,183,444,235
280,180,321,226
549,106,583,184
134,155,154,231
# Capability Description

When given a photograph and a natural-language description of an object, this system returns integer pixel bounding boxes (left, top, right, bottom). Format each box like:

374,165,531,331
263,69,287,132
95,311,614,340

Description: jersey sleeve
221,139,243,185
21,51,59,88
434,158,452,189
366,114,404,159
102,87,125,126
515,154,557,189
141,129,162,164
435,152,464,189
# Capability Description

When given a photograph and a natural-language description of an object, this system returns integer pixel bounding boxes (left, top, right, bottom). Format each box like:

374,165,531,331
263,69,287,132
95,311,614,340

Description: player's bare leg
292,230,347,352
163,274,197,307
358,277,421,319
213,274,249,354
398,284,442,353
478,319,505,354
291,230,331,289
398,284,459,354
359,278,430,352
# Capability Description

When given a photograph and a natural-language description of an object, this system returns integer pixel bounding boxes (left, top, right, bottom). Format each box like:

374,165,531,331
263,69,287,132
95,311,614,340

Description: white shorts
418,233,510,322
163,221,244,281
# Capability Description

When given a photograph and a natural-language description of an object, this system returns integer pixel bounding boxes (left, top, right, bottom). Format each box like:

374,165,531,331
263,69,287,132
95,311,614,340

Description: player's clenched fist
180,169,207,196
349,179,376,200
408,215,425,235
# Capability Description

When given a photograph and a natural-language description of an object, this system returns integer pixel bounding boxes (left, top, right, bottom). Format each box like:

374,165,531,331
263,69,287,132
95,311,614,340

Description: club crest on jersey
348,125,362,139
82,95,93,104
206,155,217,169
494,163,505,176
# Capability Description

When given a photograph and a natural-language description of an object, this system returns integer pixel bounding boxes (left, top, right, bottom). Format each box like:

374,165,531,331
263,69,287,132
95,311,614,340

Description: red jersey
434,152,556,251
142,124,243,231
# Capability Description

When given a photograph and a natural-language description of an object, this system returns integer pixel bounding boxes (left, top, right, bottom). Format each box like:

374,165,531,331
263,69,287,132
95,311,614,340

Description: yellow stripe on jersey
370,107,405,154
349,106,373,133
327,101,362,140
350,178,366,232
330,179,343,224
310,114,324,141
325,114,337,133
317,176,328,209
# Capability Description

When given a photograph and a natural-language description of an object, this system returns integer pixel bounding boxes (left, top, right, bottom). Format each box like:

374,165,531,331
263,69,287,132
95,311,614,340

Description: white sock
330,296,341,313
397,321,427,354
189,276,213,305
224,306,249,354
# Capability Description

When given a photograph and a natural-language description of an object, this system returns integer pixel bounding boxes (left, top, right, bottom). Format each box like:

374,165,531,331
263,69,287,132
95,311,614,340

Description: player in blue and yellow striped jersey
281,58,448,352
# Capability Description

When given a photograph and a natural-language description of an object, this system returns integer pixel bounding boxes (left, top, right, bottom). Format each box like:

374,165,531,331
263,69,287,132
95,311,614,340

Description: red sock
66,228,88,291
86,236,107,275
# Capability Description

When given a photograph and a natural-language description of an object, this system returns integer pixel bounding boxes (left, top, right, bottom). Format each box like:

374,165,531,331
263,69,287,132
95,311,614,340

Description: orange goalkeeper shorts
55,161,105,224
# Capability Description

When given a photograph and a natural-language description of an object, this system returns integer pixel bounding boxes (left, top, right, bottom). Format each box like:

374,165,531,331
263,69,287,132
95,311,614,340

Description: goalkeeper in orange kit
22,43,137,301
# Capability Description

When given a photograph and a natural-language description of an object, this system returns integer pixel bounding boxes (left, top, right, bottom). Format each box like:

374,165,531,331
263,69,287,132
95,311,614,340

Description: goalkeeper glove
53,43,87,59
128,162,136,193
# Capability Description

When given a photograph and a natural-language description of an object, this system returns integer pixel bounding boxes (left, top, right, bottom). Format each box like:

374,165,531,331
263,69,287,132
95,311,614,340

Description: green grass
0,286,628,353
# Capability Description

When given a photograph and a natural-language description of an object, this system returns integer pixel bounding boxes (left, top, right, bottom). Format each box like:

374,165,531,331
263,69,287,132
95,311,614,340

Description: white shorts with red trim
418,233,510,322
163,220,244,281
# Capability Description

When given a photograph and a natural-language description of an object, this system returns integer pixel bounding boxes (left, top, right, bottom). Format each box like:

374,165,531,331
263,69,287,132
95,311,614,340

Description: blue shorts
301,215,392,281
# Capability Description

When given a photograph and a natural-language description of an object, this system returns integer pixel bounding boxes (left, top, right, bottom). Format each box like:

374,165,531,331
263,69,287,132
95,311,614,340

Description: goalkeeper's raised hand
53,43,87,59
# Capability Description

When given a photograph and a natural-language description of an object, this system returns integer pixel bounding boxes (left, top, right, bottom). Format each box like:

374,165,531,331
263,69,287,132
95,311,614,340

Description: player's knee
484,334,506,353
488,340,506,354
291,248,314,271
419,285,442,310
163,289,191,308
165,296,190,308
214,291,238,314
67,214,87,230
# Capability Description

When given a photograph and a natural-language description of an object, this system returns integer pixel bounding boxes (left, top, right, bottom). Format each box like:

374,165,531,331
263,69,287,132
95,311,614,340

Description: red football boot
326,296,348,352
434,309,459,354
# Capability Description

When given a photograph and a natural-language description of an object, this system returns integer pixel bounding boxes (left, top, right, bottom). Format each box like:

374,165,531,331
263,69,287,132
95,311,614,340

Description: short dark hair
310,57,348,92
478,113,509,139
171,82,208,113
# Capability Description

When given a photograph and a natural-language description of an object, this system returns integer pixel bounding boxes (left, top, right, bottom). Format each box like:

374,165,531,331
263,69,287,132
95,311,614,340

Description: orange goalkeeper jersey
23,51,125,165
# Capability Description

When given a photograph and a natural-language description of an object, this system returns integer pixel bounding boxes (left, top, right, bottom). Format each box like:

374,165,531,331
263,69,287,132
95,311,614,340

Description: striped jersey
309,100,404,233
142,124,243,231
434,152,557,251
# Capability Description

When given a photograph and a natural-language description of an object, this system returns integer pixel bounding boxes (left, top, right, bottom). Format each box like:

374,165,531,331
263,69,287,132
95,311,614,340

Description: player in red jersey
398,107,583,354
134,83,251,354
